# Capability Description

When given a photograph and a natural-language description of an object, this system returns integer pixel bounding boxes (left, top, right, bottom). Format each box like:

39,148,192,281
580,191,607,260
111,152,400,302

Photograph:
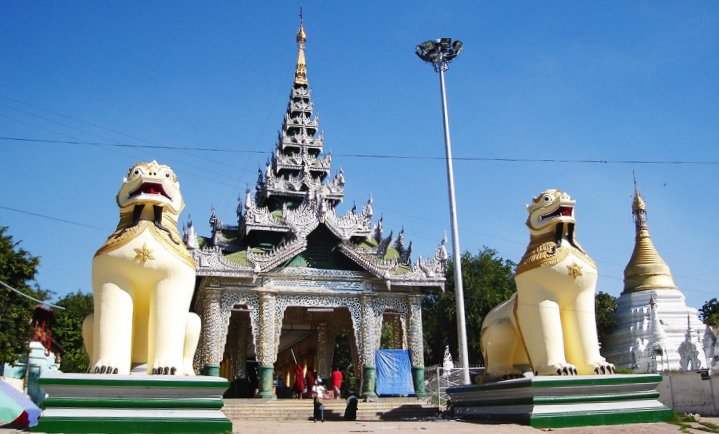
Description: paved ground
3,417,717,433
228,419,717,434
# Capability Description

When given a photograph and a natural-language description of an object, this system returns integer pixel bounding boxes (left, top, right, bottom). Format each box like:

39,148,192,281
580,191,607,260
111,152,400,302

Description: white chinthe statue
480,189,615,379
83,161,200,375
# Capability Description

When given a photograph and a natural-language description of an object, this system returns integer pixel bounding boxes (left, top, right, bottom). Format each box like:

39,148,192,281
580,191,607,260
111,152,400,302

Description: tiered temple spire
253,17,344,210
189,17,447,399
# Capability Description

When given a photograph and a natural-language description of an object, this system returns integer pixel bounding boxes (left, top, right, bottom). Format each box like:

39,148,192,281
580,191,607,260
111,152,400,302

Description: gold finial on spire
632,171,648,233
294,8,308,85
632,171,647,214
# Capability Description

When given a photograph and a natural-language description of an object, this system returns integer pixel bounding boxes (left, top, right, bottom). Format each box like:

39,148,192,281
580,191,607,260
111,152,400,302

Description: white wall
658,372,719,416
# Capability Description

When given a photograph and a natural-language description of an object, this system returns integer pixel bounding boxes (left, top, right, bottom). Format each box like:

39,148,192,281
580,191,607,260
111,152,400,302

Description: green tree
423,247,516,366
0,226,49,364
53,291,93,372
595,291,617,351
699,298,719,327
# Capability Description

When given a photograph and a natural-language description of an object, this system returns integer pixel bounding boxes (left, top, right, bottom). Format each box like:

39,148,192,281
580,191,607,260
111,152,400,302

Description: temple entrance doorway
274,306,357,398
220,305,256,398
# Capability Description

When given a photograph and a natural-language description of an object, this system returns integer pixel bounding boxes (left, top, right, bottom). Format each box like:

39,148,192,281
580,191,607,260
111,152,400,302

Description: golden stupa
622,176,678,294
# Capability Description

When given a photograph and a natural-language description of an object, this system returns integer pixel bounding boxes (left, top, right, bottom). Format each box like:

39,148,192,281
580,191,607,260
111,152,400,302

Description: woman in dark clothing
344,391,358,421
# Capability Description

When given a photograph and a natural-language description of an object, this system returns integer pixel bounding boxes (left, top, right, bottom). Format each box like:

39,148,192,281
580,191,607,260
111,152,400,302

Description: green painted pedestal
412,366,427,398
446,374,673,428
203,363,220,377
256,365,276,399
362,365,378,401
32,373,232,433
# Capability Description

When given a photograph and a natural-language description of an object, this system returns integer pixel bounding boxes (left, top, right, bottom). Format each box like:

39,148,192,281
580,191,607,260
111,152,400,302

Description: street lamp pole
416,38,470,385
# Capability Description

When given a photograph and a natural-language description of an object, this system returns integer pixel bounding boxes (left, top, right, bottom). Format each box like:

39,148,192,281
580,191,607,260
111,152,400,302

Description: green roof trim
360,237,379,248
223,250,251,266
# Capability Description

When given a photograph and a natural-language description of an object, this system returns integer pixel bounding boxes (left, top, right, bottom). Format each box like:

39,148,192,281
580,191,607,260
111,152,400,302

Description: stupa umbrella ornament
415,38,470,385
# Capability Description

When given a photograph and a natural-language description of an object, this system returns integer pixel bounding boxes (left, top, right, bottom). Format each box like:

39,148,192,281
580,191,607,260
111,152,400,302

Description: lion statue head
116,161,184,216
526,189,576,236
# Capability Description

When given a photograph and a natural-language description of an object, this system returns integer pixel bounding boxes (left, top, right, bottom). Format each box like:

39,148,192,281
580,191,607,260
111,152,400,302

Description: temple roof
622,177,678,294
185,18,446,290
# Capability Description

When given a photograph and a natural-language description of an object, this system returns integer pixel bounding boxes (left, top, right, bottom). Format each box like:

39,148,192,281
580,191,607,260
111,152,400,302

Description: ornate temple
183,19,447,399
603,178,707,372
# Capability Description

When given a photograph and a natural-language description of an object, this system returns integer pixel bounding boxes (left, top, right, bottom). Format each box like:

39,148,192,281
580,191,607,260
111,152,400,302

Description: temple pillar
360,295,381,400
200,290,227,376
256,292,277,399
407,295,427,397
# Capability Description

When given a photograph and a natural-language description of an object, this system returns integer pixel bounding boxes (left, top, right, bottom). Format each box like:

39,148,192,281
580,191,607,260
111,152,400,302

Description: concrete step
221,398,440,421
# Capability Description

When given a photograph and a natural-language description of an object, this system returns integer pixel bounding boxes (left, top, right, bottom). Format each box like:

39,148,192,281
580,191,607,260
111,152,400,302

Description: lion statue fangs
82,161,201,376
479,189,615,380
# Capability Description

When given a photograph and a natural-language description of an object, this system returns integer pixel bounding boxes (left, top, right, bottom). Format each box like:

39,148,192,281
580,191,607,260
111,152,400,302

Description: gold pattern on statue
95,214,195,270
516,233,595,276
515,240,568,275
134,243,155,264
567,263,583,279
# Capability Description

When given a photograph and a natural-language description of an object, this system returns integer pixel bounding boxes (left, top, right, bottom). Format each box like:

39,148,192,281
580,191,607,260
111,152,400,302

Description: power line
0,279,65,310
0,135,271,155
0,205,110,232
2,136,718,165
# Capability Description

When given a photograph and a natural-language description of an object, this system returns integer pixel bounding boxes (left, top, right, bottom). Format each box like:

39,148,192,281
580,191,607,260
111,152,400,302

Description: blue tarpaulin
375,349,415,396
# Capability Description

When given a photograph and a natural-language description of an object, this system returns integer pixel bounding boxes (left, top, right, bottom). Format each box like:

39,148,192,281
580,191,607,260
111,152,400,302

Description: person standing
331,367,343,399
293,363,305,399
306,367,316,396
313,396,325,422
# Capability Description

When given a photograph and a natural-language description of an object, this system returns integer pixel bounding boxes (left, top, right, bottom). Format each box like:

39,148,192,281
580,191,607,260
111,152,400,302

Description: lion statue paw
592,361,616,375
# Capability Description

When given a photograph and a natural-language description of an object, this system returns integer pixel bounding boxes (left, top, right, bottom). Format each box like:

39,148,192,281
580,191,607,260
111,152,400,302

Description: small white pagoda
603,178,707,372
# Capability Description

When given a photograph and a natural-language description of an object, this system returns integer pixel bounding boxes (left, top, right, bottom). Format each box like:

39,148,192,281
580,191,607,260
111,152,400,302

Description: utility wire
0,279,65,310
2,136,718,165
0,205,110,232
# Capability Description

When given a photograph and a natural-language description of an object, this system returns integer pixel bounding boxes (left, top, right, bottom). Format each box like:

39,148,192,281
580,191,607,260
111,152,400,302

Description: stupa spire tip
294,8,308,85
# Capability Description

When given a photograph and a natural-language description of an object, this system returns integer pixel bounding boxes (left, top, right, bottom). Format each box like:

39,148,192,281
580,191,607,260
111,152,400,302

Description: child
313,396,325,422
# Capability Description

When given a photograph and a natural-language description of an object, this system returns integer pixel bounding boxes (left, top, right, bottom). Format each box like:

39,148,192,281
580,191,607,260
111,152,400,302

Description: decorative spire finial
632,171,648,230
294,10,308,85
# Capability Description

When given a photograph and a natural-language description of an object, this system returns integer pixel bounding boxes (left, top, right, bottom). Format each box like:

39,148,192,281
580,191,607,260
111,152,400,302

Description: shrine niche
184,18,446,399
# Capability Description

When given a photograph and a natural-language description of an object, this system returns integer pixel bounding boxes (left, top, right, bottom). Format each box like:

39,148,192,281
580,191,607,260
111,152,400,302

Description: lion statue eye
133,169,141,176
543,196,551,202
165,172,171,178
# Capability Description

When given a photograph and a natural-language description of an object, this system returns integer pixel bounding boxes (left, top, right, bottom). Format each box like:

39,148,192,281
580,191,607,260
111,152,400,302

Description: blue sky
1,1,717,311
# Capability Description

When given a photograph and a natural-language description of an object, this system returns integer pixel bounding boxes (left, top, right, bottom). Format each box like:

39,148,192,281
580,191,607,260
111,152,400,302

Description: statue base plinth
32,373,232,433
446,374,672,428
